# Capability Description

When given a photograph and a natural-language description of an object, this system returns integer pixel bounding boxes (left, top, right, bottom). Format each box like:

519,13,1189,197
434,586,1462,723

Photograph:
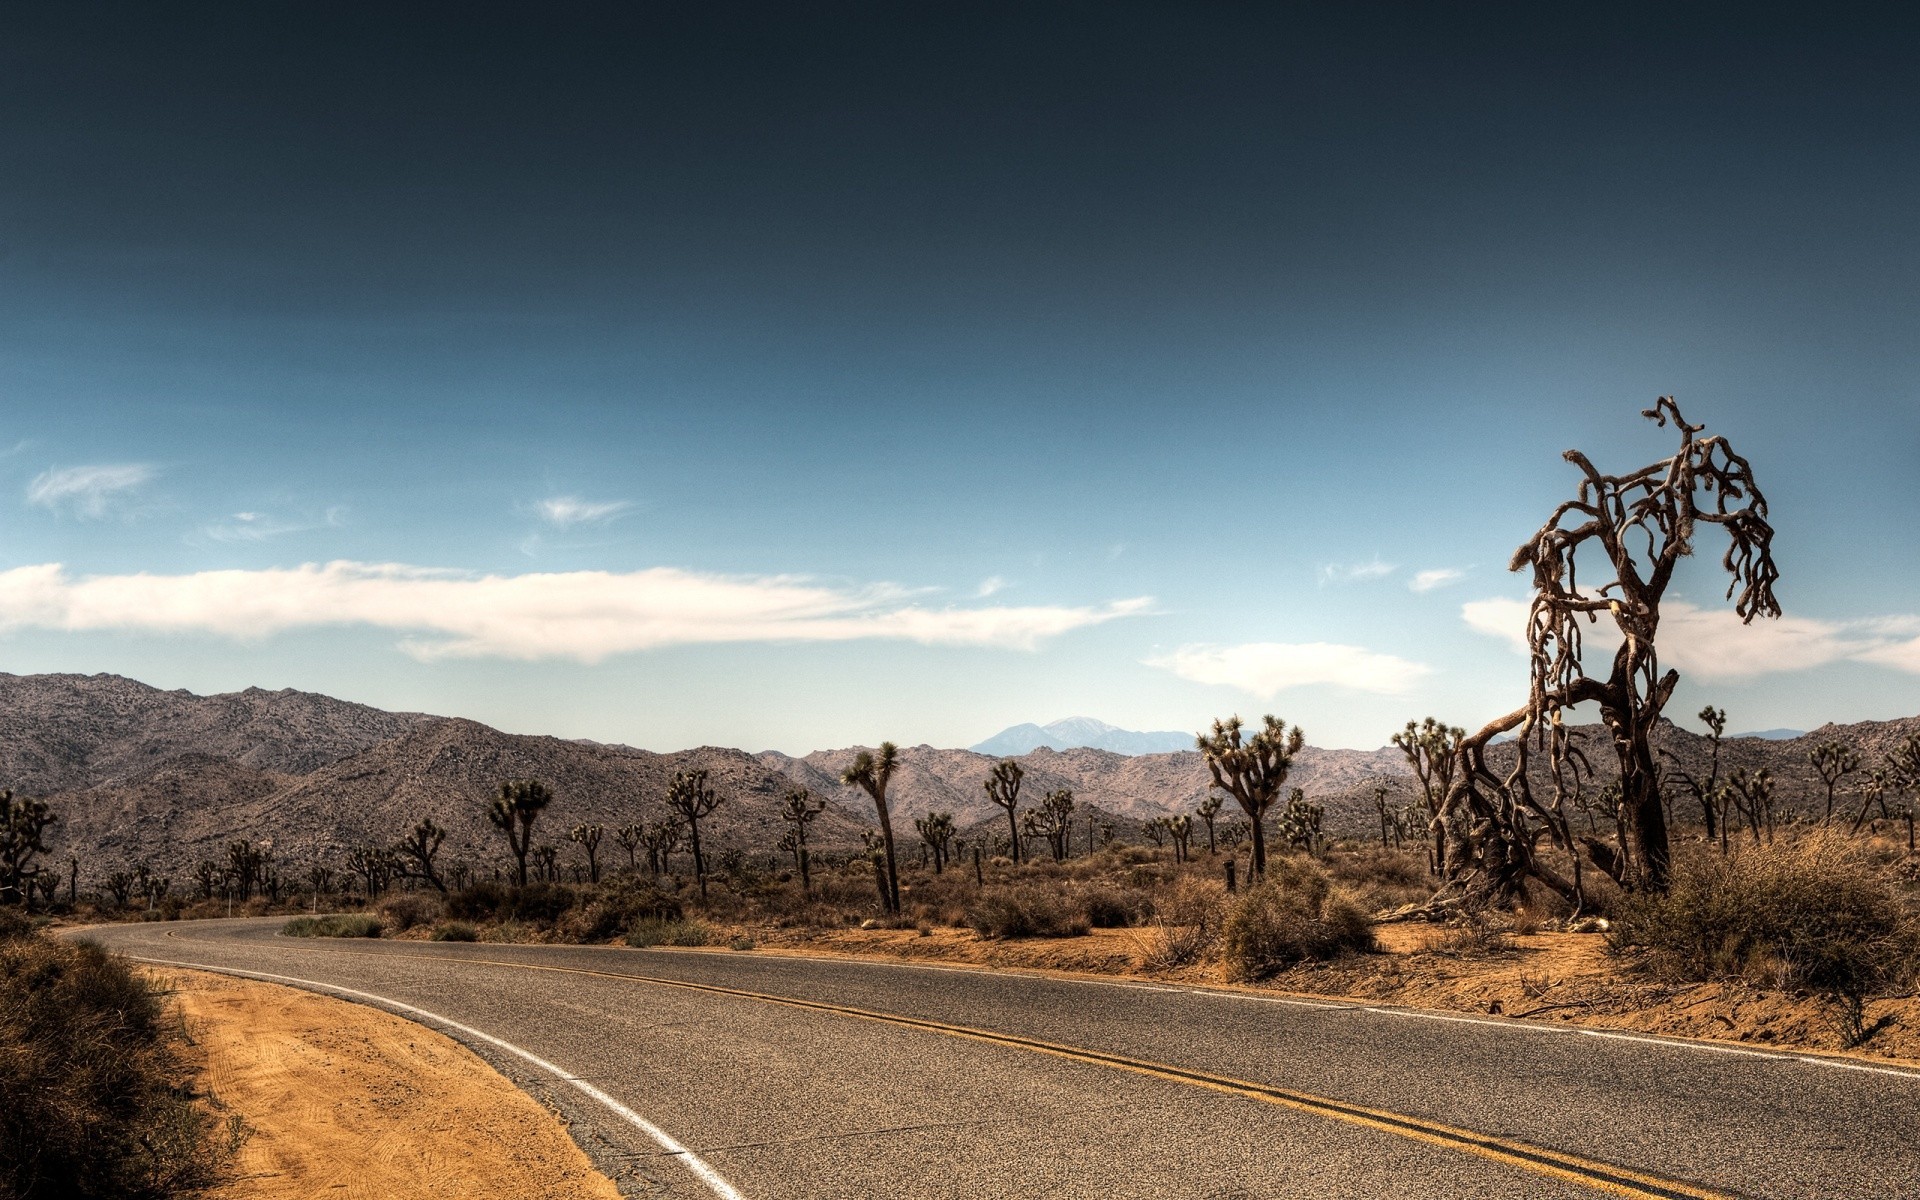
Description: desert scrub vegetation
965,883,1093,939
0,914,228,1198
1610,837,1918,999
1221,857,1375,980
625,918,712,947
282,913,384,938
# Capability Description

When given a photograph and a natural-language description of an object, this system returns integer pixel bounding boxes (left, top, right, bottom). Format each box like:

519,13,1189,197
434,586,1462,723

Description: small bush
1076,884,1150,928
283,914,384,938
448,881,576,925
0,929,226,1197
625,919,712,948
1611,838,1916,997
965,885,1091,939
1221,857,1375,980
568,880,684,942
1137,876,1227,971
378,891,441,932
430,921,479,942
728,935,756,951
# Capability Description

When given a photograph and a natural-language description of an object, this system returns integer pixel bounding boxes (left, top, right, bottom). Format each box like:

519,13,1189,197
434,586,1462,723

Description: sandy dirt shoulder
148,967,623,1200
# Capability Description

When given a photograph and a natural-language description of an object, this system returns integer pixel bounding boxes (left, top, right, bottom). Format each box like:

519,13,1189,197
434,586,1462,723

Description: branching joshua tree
983,761,1025,865
1276,788,1324,855
1196,793,1223,854
1392,719,1464,875
1809,741,1862,827
1659,705,1729,848
615,823,644,872
344,844,397,899
1196,715,1304,881
569,823,605,883
781,788,826,892
1038,789,1075,861
226,840,266,901
914,810,955,874
1439,400,1780,905
842,744,902,915
1166,814,1193,863
1141,817,1168,848
532,843,560,883
667,769,720,899
640,817,683,877
488,779,554,887
105,870,135,909
0,790,56,909
395,818,449,894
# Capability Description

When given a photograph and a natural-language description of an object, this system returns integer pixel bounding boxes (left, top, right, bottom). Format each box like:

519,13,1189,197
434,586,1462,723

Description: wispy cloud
26,464,156,518
201,506,345,543
1317,557,1396,586
976,576,1008,597
1146,641,1431,697
1460,596,1920,679
1409,567,1466,593
0,561,1152,663
536,495,631,528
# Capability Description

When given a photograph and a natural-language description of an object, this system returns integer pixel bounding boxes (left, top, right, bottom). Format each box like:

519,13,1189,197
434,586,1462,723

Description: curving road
83,919,1918,1199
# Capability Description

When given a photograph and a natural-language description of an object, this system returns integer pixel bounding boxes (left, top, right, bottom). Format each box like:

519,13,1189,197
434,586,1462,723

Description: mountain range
4,673,1913,882
969,716,1193,756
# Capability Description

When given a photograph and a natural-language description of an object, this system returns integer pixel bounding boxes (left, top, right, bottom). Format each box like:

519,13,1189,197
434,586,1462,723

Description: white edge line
1365,1006,1561,1033
137,957,746,1200
1794,1056,1920,1079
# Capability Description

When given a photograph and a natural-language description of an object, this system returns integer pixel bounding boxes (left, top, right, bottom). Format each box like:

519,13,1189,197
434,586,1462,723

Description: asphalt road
84,919,1919,1199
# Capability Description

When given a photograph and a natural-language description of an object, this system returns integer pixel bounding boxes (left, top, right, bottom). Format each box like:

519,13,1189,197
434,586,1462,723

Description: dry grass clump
1418,912,1515,957
1136,876,1228,971
1611,836,1917,998
1221,857,1375,981
282,913,384,938
0,917,228,1198
625,918,713,948
377,891,440,931
965,884,1092,939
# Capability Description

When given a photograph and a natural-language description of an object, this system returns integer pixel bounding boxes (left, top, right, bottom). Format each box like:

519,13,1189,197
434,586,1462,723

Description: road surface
84,919,1919,1199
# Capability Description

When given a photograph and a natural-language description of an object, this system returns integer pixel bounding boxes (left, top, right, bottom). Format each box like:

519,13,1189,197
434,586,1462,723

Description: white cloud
1409,567,1466,593
1460,595,1920,680
1146,641,1431,697
536,496,631,528
0,560,1152,663
26,464,156,518
201,507,343,543
1317,557,1396,586
976,576,1008,597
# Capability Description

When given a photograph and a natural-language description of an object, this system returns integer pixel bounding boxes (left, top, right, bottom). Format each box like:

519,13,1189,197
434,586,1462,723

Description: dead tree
395,818,449,894
781,788,826,891
488,779,554,887
982,761,1025,864
1441,399,1780,903
842,744,902,915
1392,719,1463,874
569,823,604,883
1196,715,1304,881
1809,742,1862,827
667,769,721,899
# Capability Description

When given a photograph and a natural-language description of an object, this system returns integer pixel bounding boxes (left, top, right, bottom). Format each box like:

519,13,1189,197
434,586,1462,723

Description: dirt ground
741,922,1920,1066
150,968,623,1200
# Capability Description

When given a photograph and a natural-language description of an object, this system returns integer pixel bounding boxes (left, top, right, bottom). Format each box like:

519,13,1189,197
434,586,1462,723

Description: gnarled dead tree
1440,399,1780,905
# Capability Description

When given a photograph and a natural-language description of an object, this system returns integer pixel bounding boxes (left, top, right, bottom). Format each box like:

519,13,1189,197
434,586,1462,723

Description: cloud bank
0,561,1152,663
1461,596,1920,679
1147,641,1431,697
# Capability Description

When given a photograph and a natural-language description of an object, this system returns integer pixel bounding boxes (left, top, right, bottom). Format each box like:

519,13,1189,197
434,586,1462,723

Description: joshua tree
983,761,1026,865
488,779,554,887
105,870,135,908
1884,734,1920,826
615,823,644,871
569,823,605,883
1807,741,1861,827
1391,719,1464,875
1440,400,1779,903
1659,705,1731,847
395,818,449,894
914,810,955,874
345,844,397,899
1141,817,1168,848
1196,715,1304,881
1727,767,1776,843
1166,814,1194,863
1038,789,1076,861
781,788,826,891
1369,782,1394,850
226,840,266,901
842,743,902,915
667,769,721,899
0,790,56,909
1276,788,1324,855
306,863,333,906
532,843,560,883
641,817,683,877
192,860,221,901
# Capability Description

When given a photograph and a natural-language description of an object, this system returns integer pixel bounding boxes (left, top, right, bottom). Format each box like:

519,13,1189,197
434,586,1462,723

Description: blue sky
0,5,1915,751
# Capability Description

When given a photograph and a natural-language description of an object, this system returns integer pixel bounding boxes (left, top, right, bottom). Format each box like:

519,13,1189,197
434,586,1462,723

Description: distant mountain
970,716,1193,756
1732,728,1806,741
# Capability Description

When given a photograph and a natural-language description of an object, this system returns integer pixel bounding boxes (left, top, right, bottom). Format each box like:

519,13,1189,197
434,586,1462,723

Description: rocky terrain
8,673,1915,881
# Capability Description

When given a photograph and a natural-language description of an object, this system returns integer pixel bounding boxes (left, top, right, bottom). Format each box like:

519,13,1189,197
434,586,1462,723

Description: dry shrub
1137,876,1227,971
625,918,712,948
283,913,383,938
0,925,227,1198
1420,912,1514,957
430,921,479,942
446,881,574,925
563,879,683,942
1074,883,1150,928
378,891,441,932
1221,857,1375,980
965,884,1090,939
1611,836,1917,997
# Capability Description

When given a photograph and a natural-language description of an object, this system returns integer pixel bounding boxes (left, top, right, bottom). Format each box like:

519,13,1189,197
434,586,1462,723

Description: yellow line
184,939,1733,1200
